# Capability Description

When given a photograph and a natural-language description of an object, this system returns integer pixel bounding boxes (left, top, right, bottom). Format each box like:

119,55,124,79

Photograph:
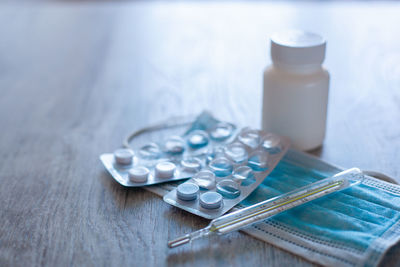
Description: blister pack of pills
99,112,239,187
163,128,290,219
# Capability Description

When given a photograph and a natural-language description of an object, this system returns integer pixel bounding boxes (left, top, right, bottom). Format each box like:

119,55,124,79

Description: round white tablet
155,162,176,179
200,192,223,209
177,182,199,201
114,148,134,165
128,166,149,183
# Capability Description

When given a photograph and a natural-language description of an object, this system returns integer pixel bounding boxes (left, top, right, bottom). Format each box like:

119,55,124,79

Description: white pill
177,182,199,201
200,192,223,209
128,166,149,183
155,162,176,178
114,148,134,165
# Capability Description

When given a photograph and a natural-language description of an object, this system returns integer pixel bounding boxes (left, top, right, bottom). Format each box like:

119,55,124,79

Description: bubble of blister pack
193,170,216,190
209,157,233,177
262,134,282,154
224,142,248,163
238,128,261,149
180,157,202,173
155,161,176,178
139,143,162,160
177,182,199,201
216,179,241,199
187,130,209,149
205,146,224,164
163,136,185,154
209,122,235,141
114,148,134,166
129,166,150,183
232,166,256,186
200,192,222,209
247,150,269,171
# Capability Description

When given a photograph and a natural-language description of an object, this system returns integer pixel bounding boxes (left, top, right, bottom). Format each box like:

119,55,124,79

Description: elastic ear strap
122,115,196,150
362,170,398,185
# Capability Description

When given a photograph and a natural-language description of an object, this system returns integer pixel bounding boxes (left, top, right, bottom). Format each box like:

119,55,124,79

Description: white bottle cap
270,30,326,67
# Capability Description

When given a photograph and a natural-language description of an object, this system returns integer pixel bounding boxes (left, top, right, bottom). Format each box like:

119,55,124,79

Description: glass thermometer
168,168,364,248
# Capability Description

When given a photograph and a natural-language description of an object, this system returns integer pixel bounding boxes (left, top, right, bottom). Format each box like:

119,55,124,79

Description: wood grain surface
1,2,400,266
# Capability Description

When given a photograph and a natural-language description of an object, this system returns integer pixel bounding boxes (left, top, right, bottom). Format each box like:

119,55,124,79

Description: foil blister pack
99,119,238,187
163,128,290,219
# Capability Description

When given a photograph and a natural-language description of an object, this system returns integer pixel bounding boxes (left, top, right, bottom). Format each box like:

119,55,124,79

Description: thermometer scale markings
212,180,344,232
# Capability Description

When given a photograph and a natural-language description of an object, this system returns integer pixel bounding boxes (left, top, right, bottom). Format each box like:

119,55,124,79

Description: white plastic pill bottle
262,30,329,151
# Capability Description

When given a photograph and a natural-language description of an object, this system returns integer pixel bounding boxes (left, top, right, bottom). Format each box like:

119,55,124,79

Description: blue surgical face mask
240,149,400,267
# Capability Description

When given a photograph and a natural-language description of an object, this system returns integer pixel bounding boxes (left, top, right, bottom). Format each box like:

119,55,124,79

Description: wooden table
1,2,400,266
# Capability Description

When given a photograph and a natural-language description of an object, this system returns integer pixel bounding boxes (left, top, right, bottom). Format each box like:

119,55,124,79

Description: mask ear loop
122,116,398,185
122,115,196,150
362,170,398,184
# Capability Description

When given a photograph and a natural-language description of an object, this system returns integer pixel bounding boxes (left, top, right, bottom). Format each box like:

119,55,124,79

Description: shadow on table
166,231,263,266
99,169,154,209
163,205,209,228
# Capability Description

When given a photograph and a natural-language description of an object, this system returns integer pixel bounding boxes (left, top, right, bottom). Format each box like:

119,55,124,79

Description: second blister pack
163,127,290,219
